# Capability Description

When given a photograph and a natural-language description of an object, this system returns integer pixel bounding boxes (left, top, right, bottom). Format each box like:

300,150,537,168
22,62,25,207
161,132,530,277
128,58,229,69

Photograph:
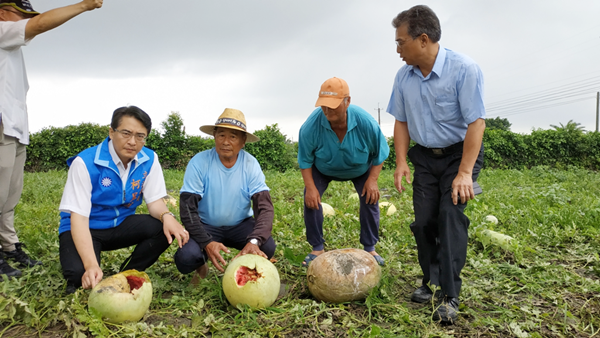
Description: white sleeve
0,20,28,49
142,153,167,204
59,157,93,217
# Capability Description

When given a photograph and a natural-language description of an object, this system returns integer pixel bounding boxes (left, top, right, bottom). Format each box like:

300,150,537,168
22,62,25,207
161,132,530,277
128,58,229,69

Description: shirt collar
430,45,446,78
108,139,138,168
410,45,446,79
319,105,357,132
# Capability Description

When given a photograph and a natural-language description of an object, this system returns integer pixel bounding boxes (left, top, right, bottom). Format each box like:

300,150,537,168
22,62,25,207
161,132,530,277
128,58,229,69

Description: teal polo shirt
298,104,389,180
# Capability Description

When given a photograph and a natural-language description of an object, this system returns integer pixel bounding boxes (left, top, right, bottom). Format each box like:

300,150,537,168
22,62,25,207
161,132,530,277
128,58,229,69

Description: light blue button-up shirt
386,46,485,148
298,104,390,180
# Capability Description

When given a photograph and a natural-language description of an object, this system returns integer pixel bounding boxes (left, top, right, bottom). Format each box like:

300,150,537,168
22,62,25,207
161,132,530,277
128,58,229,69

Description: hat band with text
215,118,247,131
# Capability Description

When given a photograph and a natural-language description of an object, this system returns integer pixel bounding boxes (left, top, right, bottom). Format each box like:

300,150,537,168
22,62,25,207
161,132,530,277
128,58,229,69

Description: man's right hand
81,265,103,289
205,241,230,273
81,0,103,11
394,162,412,193
304,186,321,210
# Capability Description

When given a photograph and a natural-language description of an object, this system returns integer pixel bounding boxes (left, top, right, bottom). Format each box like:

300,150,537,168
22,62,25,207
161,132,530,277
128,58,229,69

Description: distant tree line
25,115,600,172
25,112,297,172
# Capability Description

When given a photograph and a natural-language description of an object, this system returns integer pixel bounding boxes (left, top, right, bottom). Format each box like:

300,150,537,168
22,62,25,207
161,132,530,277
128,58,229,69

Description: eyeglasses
113,129,147,143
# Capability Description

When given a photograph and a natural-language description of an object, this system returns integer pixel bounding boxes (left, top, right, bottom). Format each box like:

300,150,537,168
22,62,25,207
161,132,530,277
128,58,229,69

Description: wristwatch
249,238,259,246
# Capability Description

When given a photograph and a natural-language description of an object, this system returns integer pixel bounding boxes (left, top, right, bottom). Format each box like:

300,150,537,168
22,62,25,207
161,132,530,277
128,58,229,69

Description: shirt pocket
343,146,369,166
432,95,460,123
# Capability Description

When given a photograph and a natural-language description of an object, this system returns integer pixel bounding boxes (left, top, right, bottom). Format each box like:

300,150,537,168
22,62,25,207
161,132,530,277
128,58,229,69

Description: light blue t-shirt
180,148,269,227
386,46,486,148
298,104,390,180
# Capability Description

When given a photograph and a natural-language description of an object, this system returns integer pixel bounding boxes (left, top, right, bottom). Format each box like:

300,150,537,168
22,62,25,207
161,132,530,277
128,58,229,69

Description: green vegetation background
24,113,600,173
3,166,600,337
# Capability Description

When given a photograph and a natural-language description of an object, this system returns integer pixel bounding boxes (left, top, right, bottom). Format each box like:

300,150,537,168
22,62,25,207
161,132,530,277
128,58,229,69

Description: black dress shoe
411,285,434,303
433,296,459,324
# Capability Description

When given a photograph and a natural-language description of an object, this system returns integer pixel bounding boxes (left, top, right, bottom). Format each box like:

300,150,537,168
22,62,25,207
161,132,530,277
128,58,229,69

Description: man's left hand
162,216,190,248
361,178,380,204
234,242,267,260
451,172,474,205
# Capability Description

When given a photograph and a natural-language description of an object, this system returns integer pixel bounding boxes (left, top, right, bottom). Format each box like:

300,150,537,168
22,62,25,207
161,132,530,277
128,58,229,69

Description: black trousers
59,214,170,287
408,142,483,298
174,217,276,274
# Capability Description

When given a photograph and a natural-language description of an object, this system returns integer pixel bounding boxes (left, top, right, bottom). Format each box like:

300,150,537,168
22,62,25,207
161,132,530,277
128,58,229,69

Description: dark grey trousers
408,142,483,298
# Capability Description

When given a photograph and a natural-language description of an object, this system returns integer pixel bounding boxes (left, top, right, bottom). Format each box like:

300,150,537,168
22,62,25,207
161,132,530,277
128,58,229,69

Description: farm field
1,166,599,337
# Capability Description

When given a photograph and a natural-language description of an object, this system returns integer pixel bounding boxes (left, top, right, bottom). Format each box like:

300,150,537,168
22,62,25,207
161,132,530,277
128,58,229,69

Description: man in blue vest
58,106,189,293
387,5,486,324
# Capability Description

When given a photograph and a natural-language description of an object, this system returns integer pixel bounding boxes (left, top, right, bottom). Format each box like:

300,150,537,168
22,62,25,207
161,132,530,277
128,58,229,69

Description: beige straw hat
199,108,260,143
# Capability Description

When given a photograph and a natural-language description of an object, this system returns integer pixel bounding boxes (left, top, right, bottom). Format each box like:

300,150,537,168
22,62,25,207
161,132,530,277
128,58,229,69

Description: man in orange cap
298,77,390,267
0,0,103,278
174,108,276,282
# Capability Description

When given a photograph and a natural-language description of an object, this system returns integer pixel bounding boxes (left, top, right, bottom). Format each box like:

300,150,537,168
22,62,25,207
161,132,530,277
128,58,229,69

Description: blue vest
59,138,156,234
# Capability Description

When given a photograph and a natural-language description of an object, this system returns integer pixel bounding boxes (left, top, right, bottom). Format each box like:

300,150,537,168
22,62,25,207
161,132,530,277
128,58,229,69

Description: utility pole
596,92,599,132
374,103,381,126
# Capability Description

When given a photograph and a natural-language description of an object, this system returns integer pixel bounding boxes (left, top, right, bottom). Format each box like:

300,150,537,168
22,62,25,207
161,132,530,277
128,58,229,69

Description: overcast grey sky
22,0,600,140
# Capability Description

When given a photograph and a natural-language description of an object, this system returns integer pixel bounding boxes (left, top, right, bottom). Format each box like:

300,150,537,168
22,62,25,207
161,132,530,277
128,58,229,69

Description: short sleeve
0,20,28,50
370,123,390,166
457,63,486,124
386,70,407,122
181,154,206,197
142,153,167,204
59,157,93,217
297,110,319,169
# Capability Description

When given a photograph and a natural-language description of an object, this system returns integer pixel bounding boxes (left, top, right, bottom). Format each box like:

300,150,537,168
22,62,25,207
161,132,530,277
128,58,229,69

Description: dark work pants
304,165,380,252
174,217,276,274
408,143,483,298
59,214,170,287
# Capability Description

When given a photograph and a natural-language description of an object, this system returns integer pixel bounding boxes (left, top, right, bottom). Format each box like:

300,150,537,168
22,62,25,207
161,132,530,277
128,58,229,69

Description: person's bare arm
393,120,412,193
301,168,320,210
147,198,189,248
25,0,103,40
70,212,102,289
452,118,485,205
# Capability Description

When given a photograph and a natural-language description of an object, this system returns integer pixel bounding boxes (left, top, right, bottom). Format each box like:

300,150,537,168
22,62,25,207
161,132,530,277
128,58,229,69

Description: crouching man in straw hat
58,106,189,294
174,108,276,282
298,77,390,267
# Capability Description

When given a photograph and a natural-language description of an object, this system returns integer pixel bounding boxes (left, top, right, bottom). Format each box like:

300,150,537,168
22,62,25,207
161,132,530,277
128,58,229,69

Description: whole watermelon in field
306,248,381,303
222,254,280,308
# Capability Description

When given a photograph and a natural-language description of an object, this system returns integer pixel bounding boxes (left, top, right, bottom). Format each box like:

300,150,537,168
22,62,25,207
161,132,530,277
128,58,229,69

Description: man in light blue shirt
175,108,276,283
298,77,389,267
387,5,486,324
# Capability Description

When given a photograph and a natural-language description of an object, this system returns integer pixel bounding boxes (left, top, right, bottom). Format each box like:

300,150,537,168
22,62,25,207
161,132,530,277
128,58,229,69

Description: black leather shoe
433,297,459,324
0,258,22,280
3,243,42,268
411,285,434,303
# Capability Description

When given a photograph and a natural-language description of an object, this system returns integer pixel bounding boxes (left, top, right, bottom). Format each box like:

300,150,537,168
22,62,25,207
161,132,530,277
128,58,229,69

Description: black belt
419,141,464,155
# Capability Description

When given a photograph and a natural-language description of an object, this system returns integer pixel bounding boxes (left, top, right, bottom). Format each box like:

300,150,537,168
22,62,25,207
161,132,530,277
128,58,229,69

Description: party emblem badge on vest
101,177,112,188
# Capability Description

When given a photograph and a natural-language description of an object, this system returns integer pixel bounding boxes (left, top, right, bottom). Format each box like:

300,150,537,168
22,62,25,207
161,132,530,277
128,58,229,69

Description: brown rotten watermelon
306,248,382,303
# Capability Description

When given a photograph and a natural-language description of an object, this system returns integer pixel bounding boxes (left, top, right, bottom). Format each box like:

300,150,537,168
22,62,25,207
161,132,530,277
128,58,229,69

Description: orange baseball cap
315,77,350,109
